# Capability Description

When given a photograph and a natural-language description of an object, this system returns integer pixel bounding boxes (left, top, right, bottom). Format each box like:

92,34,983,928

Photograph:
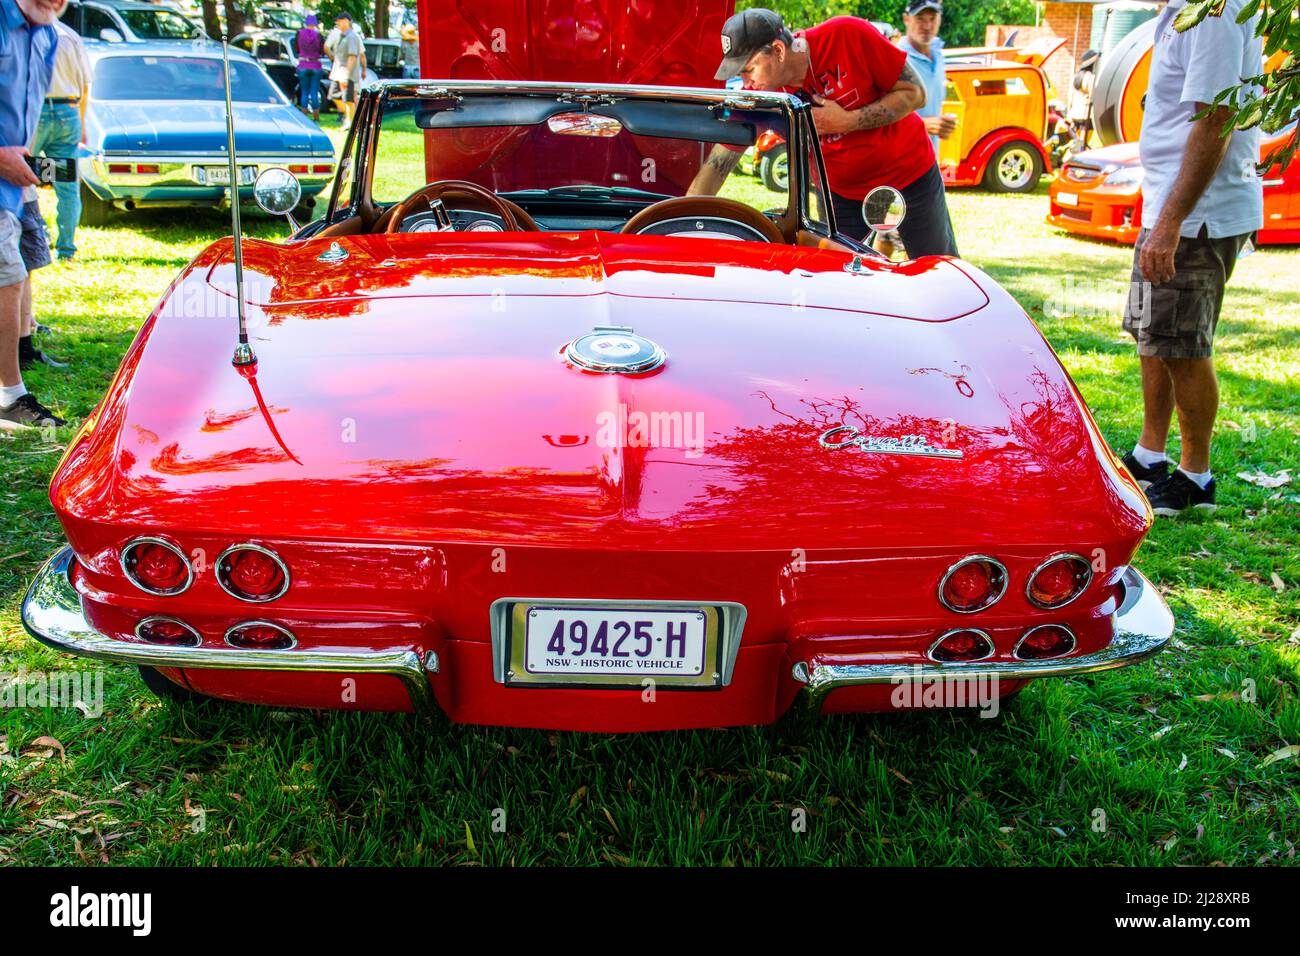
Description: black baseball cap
904,0,943,14
713,8,793,81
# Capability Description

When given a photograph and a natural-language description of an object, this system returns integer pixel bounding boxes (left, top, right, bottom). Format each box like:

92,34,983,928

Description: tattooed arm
687,144,745,196
811,60,927,136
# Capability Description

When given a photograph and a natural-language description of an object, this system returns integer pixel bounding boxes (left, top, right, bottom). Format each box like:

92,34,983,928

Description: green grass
1,174,1298,867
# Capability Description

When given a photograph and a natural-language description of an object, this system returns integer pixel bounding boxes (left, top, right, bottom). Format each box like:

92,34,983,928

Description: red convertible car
21,74,1173,731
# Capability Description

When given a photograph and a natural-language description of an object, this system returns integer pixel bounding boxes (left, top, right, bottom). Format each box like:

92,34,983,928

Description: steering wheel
384,180,524,234
620,196,786,243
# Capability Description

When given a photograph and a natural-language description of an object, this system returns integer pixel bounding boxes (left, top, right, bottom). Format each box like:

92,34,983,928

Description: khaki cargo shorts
1122,226,1250,359
0,209,26,288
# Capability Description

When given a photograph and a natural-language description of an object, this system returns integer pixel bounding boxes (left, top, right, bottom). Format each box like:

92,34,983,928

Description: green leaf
1236,0,1261,23
1173,0,1215,31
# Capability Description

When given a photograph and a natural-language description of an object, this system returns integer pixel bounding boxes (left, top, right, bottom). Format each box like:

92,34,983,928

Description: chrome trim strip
21,547,439,718
135,616,201,648
372,78,800,108
937,554,1008,613
927,627,995,663
792,566,1173,708
215,542,292,603
1025,552,1093,610
1013,623,1078,660
488,596,748,687
120,536,194,597
225,620,299,650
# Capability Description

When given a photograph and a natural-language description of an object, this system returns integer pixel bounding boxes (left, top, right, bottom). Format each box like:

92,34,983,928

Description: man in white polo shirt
1119,0,1263,516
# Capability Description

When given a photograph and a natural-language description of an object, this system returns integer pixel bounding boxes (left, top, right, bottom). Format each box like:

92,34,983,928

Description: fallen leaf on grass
1216,747,1238,759
888,768,913,785
1151,724,1175,740
1195,692,1240,702
1236,469,1291,488
1260,745,1299,768
1176,753,1188,772
23,736,64,759
1270,572,1286,593
601,807,620,835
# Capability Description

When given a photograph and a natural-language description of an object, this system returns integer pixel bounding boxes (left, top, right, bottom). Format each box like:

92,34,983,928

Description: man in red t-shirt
690,8,958,258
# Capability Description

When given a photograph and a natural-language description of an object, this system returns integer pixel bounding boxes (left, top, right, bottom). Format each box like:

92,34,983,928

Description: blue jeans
31,101,82,259
297,67,323,110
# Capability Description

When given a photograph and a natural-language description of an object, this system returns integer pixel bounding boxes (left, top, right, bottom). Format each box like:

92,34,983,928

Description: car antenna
221,35,255,368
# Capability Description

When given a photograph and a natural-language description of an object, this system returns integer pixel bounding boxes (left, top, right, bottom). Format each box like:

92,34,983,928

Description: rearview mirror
254,168,303,231
862,186,906,233
547,112,623,137
99,28,124,43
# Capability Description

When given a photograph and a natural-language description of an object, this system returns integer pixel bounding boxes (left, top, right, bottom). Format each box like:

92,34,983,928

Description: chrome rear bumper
791,565,1173,708
21,547,440,717
22,547,1172,722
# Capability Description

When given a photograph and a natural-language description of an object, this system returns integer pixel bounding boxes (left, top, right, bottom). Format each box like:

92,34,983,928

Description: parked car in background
364,37,407,79
78,43,334,224
1046,125,1300,245
935,37,1065,192
61,0,204,43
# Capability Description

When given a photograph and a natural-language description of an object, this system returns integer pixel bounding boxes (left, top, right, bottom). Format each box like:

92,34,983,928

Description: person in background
31,12,88,262
899,0,955,157
331,12,364,131
694,8,958,258
1,0,66,429
1119,0,1263,515
296,13,324,121
400,23,419,79
17,185,65,369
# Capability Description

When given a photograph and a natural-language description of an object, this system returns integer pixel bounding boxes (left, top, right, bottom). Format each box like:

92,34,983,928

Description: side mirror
862,186,906,233
99,28,124,43
254,167,302,231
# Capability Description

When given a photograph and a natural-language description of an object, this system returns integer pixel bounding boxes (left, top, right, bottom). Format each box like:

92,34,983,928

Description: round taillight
939,556,1008,613
1015,624,1077,660
135,616,200,647
929,628,995,663
1027,554,1092,609
216,544,289,602
225,621,296,650
121,538,192,596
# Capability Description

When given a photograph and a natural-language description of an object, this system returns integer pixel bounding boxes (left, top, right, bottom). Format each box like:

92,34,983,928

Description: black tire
983,140,1044,193
759,144,789,192
137,665,216,706
79,183,115,226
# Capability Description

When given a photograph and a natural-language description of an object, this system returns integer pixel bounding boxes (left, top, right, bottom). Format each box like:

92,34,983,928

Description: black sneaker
19,348,69,370
35,323,53,335
0,393,66,429
1121,451,1169,490
1146,470,1216,516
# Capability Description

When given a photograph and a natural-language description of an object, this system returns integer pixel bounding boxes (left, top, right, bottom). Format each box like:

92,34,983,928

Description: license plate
492,599,745,689
1057,192,1078,207
201,165,256,186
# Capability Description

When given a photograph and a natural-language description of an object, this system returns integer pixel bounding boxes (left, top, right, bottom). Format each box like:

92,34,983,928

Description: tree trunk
200,0,221,40
374,3,389,39
221,0,245,38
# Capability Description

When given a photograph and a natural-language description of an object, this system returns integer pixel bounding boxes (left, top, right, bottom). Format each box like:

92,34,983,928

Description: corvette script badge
819,425,963,459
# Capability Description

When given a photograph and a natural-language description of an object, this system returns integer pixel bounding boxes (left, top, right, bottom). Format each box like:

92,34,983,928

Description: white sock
1132,443,1168,467
1179,467,1213,489
0,382,28,407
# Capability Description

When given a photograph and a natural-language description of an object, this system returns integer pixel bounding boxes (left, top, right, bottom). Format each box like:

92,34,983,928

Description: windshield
370,93,793,214
92,57,285,104
117,9,201,39
263,9,304,29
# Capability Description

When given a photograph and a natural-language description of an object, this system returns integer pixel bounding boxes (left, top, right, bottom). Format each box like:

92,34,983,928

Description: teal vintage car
79,42,336,224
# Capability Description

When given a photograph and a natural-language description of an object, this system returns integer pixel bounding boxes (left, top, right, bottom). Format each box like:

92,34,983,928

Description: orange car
1047,127,1300,245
